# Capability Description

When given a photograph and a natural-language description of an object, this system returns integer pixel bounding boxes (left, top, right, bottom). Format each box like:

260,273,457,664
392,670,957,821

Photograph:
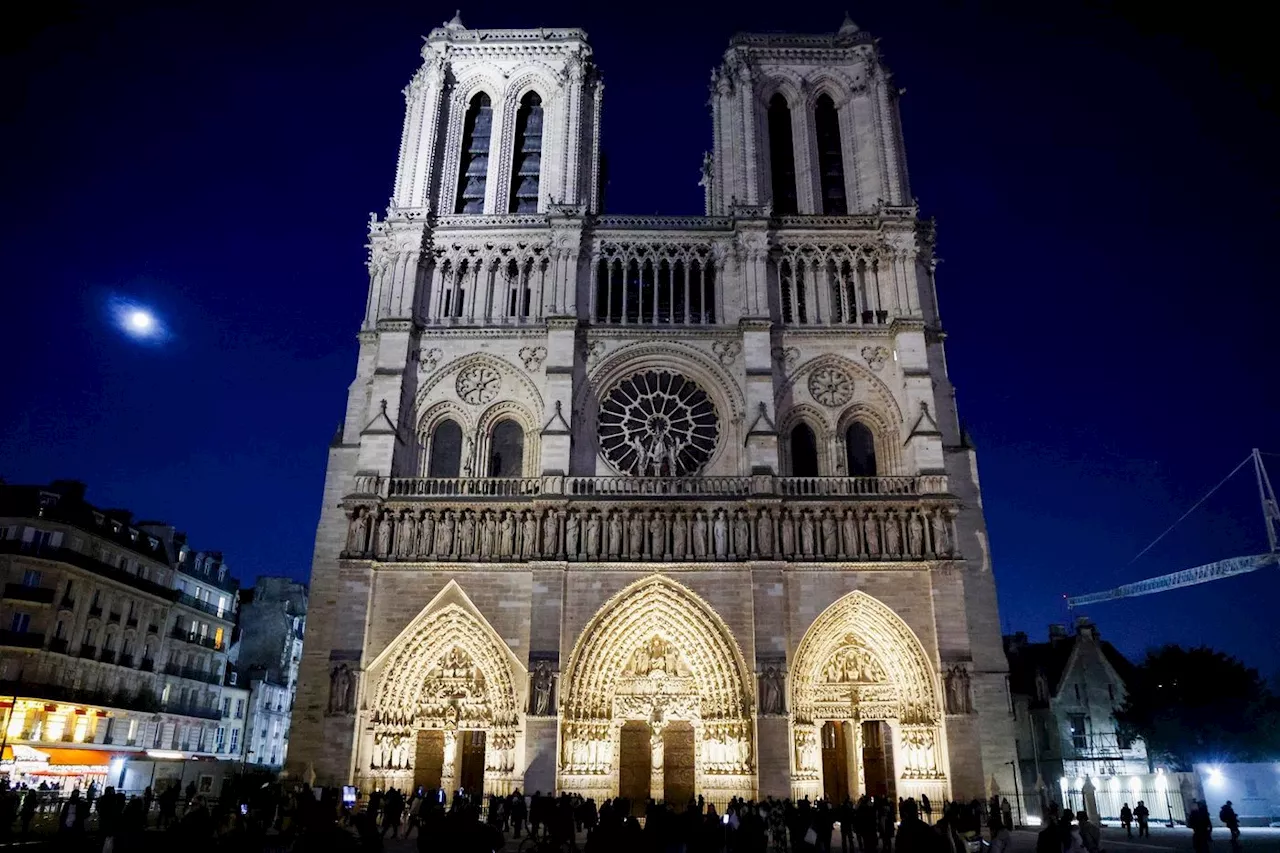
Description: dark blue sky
3,2,1277,675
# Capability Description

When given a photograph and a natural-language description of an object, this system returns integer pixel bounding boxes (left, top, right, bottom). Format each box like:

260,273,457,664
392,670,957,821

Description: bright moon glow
126,310,154,333
109,297,165,343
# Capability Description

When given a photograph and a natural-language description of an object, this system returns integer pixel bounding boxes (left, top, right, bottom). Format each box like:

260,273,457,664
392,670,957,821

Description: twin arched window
767,92,847,215
786,421,879,477
453,91,545,215
425,417,525,477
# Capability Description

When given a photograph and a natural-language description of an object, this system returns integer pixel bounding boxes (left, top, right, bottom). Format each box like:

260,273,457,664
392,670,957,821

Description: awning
41,748,117,766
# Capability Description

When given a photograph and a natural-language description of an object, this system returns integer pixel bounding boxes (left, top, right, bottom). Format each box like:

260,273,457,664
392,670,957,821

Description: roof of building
0,481,172,565
1004,619,1138,703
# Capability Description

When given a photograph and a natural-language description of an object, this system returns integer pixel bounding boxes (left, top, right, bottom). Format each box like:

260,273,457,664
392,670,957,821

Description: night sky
3,2,1277,676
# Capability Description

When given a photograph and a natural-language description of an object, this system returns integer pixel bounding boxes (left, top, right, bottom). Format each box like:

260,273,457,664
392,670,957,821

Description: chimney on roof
1048,624,1068,643
1075,615,1097,639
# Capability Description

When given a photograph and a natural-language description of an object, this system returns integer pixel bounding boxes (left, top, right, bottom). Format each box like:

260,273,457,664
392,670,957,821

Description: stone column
441,730,458,799
650,725,665,803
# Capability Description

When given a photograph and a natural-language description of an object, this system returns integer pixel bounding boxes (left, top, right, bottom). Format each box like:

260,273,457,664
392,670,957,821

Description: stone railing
567,476,753,497
352,474,946,500
341,500,957,565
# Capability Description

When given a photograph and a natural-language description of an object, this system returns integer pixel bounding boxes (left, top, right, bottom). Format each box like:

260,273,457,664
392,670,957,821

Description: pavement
378,824,1280,853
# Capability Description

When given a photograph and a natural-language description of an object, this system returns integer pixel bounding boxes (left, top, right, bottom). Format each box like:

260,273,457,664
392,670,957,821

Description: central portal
821,721,853,802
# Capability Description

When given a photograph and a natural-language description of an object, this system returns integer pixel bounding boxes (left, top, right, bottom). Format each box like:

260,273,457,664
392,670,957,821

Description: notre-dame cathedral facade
289,14,1016,807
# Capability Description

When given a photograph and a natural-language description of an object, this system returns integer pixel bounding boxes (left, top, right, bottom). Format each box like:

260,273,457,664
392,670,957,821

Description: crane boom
1066,553,1277,609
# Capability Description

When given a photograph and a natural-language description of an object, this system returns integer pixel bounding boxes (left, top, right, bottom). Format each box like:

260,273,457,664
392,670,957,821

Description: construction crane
1066,448,1279,609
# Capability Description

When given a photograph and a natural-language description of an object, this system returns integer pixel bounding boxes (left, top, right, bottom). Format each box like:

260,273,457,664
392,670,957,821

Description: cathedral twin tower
290,14,1016,806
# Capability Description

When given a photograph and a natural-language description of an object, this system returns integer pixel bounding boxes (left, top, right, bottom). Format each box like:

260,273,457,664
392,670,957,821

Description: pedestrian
1076,811,1099,853
1001,798,1013,832
1134,801,1149,838
1188,801,1212,853
1120,803,1132,838
1219,801,1240,849
989,815,1013,853
921,794,933,824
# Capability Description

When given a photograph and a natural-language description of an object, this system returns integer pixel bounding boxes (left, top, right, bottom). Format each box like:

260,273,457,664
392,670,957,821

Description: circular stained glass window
599,370,720,477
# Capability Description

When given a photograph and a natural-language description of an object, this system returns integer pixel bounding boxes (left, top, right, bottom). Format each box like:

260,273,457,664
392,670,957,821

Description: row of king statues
345,503,956,563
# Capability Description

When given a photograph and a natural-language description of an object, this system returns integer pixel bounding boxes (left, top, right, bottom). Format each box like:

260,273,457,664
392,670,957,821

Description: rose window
599,370,719,476
808,366,854,407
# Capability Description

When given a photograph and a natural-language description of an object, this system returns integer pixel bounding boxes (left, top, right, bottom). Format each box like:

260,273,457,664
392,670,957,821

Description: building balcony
169,626,225,651
0,678,162,716
163,662,221,686
159,698,221,721
79,644,98,659
340,475,959,565
0,538,179,608
0,630,45,649
175,592,231,622
48,637,68,654
2,583,56,605
118,653,134,668
99,649,117,665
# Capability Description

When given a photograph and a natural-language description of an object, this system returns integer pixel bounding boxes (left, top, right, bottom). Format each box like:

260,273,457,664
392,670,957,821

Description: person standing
1001,798,1013,832
1120,803,1133,838
989,815,1013,853
1188,801,1212,853
1219,801,1240,849
1134,801,1150,838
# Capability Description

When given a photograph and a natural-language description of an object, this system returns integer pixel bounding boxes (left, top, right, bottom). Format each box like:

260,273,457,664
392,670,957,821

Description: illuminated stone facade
288,15,1016,804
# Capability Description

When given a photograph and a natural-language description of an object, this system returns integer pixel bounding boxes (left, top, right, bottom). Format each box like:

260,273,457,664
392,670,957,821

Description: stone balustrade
341,499,957,565
351,474,947,500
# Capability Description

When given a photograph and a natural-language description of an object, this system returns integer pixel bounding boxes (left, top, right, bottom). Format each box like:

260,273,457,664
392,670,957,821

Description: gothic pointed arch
790,590,946,799
782,353,904,434
364,580,525,793
559,575,756,800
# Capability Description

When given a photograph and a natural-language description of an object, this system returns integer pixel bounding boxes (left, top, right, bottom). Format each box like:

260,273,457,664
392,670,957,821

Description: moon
108,297,166,343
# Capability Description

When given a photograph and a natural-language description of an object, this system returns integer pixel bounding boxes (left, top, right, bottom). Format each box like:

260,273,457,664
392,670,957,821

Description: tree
1116,644,1280,770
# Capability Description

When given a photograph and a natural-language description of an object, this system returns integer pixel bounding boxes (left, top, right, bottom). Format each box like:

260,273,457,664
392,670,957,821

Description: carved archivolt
562,575,752,724
783,353,903,428
368,591,522,734
790,590,940,727
415,352,544,426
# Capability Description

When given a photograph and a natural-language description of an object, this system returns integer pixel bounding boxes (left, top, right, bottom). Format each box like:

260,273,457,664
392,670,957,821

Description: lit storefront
1,698,122,790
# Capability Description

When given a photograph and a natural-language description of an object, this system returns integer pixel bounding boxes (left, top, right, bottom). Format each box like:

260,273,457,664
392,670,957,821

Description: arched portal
790,590,947,803
559,576,756,805
362,581,524,796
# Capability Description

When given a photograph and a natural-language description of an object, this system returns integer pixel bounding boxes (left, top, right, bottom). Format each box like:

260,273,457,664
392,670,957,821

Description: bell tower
706,14,909,215
390,13,603,216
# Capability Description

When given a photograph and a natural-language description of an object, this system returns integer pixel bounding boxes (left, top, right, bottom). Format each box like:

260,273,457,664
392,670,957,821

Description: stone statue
521,511,538,559
543,510,560,556
648,511,665,557
841,510,857,558
672,511,687,558
418,510,435,557
863,513,880,557
585,511,601,558
565,511,580,558
532,661,554,716
945,666,971,714
328,664,355,714
760,665,783,715
800,512,816,557
438,510,455,557
821,511,838,559
375,513,393,557
908,512,924,557
457,511,474,557
692,511,708,558
607,512,623,557
461,435,475,478
501,507,517,555
932,512,952,556
733,510,750,558
780,510,795,557
756,510,773,557
476,512,491,558
628,512,644,558
485,512,500,558
713,509,728,558
347,508,370,554
396,511,415,558
885,513,901,557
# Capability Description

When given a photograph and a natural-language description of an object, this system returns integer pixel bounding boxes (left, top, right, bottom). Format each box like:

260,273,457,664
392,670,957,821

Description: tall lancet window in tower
767,94,798,215
455,93,494,214
815,95,848,215
508,92,544,213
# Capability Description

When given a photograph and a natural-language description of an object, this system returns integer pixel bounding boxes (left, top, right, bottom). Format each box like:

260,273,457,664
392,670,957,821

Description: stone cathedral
289,14,1017,807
